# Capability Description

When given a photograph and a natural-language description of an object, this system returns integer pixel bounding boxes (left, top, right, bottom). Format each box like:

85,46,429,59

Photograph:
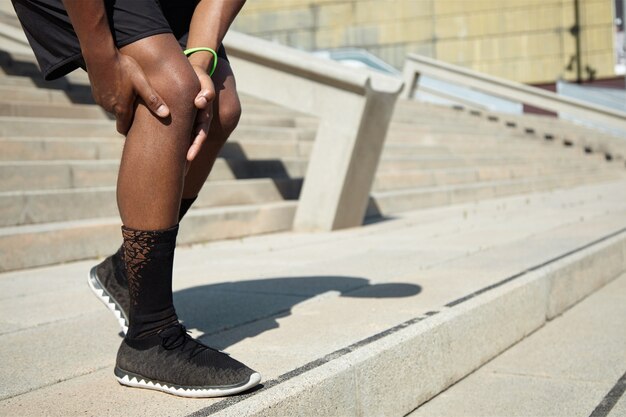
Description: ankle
122,225,179,340
127,306,179,339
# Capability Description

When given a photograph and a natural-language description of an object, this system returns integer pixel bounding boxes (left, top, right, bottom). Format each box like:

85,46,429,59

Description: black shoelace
159,325,226,359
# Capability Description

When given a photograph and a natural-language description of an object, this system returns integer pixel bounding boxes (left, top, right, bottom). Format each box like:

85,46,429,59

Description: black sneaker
87,248,130,335
115,324,261,397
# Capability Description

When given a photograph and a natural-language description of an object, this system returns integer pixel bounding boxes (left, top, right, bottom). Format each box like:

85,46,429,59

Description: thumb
131,70,170,118
194,71,215,110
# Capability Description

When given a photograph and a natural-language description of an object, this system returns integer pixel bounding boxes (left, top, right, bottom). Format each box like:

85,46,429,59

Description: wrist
186,50,216,73
82,40,118,67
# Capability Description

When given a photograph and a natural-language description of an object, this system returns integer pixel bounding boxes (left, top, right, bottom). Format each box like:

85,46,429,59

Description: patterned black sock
121,224,179,339
112,196,196,267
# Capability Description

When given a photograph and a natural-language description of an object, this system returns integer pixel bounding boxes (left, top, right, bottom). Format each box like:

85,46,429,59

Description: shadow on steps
0,50,97,105
173,275,421,350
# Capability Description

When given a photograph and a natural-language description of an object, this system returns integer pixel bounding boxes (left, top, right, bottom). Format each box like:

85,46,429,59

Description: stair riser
0,203,296,272
0,118,316,140
373,166,611,191
369,173,619,215
245,231,626,417
377,157,598,171
5,133,593,162
0,138,314,160
0,102,108,119
1,137,597,163
0,178,301,226
0,159,307,191
0,86,93,105
0,102,300,127
0,84,293,110
0,139,123,160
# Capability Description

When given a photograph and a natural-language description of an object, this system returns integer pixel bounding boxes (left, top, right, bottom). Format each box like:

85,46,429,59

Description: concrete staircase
1,50,625,272
1,11,626,415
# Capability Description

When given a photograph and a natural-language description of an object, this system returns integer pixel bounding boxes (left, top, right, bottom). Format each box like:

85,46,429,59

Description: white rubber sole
115,370,262,398
87,266,129,335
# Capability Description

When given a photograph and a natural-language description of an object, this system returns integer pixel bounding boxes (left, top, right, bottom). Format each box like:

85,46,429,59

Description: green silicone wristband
183,47,218,77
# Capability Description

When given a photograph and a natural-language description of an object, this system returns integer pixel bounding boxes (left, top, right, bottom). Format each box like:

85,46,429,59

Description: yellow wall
233,0,617,84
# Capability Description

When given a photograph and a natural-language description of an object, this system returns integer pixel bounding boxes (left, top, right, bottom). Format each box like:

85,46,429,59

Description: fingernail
156,104,168,117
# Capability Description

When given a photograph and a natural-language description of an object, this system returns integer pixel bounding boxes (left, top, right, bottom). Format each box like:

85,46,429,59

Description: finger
187,128,208,162
131,70,170,118
187,113,210,161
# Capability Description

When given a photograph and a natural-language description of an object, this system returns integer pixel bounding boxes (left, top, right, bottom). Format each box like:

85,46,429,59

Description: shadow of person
173,275,421,350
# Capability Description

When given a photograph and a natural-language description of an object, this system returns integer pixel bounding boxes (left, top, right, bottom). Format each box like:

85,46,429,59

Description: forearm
186,0,246,70
62,0,117,66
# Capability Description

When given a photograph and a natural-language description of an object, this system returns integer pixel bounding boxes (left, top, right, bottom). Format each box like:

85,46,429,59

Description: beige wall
233,0,617,84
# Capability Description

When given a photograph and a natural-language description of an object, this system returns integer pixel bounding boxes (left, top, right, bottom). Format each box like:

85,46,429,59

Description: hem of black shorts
116,28,174,49
42,28,174,81
43,29,228,81
43,52,84,81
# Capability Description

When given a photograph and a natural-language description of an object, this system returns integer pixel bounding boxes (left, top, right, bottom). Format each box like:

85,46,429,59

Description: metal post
573,0,582,84
623,0,626,88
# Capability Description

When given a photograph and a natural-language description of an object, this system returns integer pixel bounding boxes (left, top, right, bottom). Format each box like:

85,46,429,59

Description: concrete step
0,180,624,415
0,101,110,119
0,72,73,88
0,137,315,161
376,154,599,171
1,153,608,192
372,165,618,191
0,158,307,191
0,133,606,168
390,110,544,131
409,271,626,417
0,82,294,110
0,200,297,272
0,116,317,140
381,142,608,164
390,113,502,129
0,84,94,105
0,177,301,227
0,133,587,162
441,105,626,160
369,172,625,215
387,124,507,137
0,137,124,161
386,130,547,145
0,101,303,127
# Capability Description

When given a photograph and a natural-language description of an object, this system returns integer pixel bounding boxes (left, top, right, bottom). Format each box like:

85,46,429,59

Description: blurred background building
233,0,625,89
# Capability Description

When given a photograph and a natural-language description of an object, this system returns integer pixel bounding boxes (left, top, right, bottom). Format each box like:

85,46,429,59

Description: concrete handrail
224,31,404,231
0,17,403,232
401,53,626,136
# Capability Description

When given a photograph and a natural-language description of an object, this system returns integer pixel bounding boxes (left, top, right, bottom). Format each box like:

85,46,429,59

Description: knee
213,94,242,140
120,35,201,128
157,69,201,124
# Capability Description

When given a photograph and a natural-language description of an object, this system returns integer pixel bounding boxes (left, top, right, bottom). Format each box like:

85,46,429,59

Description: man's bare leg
117,35,197,230
105,33,260,396
89,52,241,334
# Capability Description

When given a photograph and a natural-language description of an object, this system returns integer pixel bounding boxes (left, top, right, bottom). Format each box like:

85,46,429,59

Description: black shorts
11,0,228,80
